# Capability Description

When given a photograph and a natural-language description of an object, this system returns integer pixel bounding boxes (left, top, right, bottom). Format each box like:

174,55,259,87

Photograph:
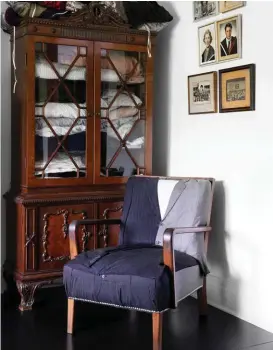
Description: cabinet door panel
97,202,123,248
37,204,94,271
27,37,94,188
94,42,152,184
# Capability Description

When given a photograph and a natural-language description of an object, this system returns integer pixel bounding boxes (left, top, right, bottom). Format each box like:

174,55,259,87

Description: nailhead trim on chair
69,297,167,313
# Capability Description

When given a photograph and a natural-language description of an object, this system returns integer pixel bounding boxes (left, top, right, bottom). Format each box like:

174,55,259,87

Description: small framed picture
219,64,255,113
219,1,245,13
198,22,217,66
217,15,242,63
193,1,218,22
188,71,217,114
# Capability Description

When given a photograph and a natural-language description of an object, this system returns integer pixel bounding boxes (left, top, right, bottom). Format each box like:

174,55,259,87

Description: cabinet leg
16,281,48,312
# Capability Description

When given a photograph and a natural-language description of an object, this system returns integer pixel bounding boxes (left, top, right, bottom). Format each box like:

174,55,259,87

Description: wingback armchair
63,176,215,349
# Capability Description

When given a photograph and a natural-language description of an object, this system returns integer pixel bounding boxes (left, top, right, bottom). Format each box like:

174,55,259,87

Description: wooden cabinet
5,3,156,311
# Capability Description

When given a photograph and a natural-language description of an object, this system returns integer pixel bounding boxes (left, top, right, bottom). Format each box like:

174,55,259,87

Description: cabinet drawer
97,202,123,248
37,204,94,271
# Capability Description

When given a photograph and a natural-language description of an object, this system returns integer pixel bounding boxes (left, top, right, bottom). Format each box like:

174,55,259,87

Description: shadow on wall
152,2,178,176
208,181,240,315
1,2,11,292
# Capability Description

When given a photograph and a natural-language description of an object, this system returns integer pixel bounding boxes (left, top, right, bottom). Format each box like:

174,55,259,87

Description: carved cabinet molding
42,209,70,263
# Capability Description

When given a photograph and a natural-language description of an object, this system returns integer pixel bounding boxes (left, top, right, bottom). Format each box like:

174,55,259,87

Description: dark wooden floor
2,286,273,350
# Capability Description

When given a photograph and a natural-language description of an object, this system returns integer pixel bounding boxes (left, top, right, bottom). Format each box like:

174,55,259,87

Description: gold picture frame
219,64,255,113
217,15,242,63
219,1,245,13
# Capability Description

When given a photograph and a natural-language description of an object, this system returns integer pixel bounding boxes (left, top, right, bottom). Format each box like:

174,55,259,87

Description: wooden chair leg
67,298,75,334
197,277,208,316
152,312,163,350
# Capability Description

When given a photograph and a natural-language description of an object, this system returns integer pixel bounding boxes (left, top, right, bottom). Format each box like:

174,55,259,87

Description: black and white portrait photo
226,78,246,101
217,15,241,62
193,81,211,103
193,1,218,21
188,72,217,114
199,22,217,66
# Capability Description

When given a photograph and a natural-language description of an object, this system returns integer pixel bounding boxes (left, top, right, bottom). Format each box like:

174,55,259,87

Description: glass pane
112,151,137,177
35,119,86,178
100,49,146,177
35,76,86,105
126,119,145,167
35,43,87,178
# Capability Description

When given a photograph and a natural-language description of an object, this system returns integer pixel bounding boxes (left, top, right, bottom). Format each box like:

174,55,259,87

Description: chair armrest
162,226,211,308
163,226,212,271
68,219,121,259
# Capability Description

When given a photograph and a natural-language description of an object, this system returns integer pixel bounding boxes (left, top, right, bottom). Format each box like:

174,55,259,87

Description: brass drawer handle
52,28,57,34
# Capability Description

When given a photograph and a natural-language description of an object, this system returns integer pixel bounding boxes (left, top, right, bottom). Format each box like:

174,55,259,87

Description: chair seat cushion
63,245,198,312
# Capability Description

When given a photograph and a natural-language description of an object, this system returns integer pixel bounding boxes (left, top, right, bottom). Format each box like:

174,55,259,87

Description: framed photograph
188,71,217,114
217,15,242,63
198,22,217,66
193,1,218,22
219,64,255,113
219,1,245,13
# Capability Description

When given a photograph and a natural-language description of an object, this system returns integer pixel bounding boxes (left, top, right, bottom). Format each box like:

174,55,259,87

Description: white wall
1,2,11,292
154,1,273,334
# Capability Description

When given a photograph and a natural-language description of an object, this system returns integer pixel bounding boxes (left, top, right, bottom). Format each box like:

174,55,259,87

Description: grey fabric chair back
155,178,214,274
119,176,214,274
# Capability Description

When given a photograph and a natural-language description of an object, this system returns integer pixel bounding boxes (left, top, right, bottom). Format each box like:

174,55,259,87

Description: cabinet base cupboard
5,4,156,311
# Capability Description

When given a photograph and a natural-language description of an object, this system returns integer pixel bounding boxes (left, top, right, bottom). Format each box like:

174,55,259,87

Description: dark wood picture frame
219,64,255,113
188,71,218,114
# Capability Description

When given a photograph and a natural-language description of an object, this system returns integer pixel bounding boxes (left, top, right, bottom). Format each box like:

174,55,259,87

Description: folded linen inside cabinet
36,57,86,80
100,90,142,140
35,57,144,83
35,117,86,137
101,90,142,111
35,151,86,175
35,58,142,83
35,103,86,118
103,107,139,121
106,116,139,140
101,69,144,84
101,51,143,77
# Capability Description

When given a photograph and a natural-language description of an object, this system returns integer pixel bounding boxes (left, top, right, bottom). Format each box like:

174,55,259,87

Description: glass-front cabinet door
94,42,151,183
29,38,93,186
